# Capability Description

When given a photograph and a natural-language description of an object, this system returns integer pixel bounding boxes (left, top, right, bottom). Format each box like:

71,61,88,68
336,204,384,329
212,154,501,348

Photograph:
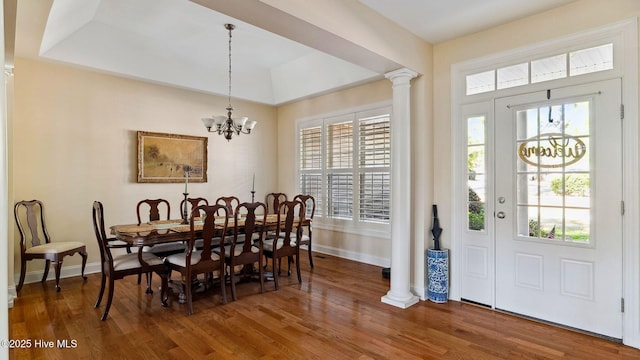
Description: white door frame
450,19,639,348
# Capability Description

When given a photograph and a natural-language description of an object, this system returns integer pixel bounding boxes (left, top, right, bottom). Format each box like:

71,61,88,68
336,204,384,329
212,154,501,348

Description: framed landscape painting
137,131,208,183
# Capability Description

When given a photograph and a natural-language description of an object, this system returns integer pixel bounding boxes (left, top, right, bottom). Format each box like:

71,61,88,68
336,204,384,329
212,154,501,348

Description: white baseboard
7,286,16,308
414,286,427,301
307,244,391,268
13,262,102,290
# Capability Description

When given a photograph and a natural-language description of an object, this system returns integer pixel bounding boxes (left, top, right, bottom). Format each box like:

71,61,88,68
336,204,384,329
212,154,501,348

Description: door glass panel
540,173,563,207
467,115,486,231
540,207,562,239
565,208,590,243
515,100,592,243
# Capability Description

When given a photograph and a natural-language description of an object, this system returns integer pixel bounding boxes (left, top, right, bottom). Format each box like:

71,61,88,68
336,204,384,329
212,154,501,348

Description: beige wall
432,0,640,251
11,58,278,281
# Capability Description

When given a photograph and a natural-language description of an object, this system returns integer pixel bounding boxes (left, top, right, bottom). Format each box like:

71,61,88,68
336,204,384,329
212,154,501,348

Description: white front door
494,79,623,338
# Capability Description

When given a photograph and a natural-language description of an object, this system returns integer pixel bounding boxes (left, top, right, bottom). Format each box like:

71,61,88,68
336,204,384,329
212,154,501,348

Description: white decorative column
381,68,419,309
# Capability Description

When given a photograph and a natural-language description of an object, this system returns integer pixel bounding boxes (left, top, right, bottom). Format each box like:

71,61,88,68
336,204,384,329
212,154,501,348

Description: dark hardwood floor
9,251,640,359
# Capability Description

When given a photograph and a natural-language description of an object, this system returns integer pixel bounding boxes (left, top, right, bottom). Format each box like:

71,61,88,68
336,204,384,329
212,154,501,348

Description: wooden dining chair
215,196,240,217
14,200,88,293
179,197,211,250
263,200,304,290
165,204,229,315
265,192,288,214
222,202,267,301
92,201,168,320
136,198,171,225
179,197,209,221
136,198,184,257
136,198,184,288
293,194,316,269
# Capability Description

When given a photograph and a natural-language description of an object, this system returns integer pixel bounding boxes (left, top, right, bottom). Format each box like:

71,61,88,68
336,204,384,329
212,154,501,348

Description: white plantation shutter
359,115,390,168
296,105,391,226
359,114,391,222
300,127,322,170
299,126,323,217
300,173,322,217
327,174,353,219
326,121,353,219
327,122,353,169
360,172,390,222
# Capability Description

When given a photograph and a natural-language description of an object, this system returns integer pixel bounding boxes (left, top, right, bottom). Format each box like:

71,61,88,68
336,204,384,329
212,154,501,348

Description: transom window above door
466,43,613,95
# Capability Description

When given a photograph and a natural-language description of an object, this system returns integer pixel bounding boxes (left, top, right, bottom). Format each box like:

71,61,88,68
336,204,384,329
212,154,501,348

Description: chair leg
101,277,115,321
296,253,302,284
272,256,279,290
277,258,282,276
229,264,237,301
41,260,50,283
159,273,169,307
137,273,142,284
79,251,88,280
95,273,107,308
287,256,292,276
258,257,265,294
17,259,27,294
145,273,153,294
53,260,63,292
185,276,193,316
219,266,227,305
307,240,314,269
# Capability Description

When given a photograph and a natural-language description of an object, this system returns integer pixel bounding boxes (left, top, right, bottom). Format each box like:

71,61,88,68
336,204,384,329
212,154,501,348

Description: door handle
496,211,506,219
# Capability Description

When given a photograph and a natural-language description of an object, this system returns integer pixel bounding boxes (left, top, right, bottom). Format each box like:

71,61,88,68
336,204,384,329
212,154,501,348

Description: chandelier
202,24,256,141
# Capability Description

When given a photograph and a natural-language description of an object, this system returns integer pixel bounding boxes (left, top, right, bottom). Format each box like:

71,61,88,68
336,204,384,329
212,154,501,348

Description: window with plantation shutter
326,121,353,219
296,103,392,234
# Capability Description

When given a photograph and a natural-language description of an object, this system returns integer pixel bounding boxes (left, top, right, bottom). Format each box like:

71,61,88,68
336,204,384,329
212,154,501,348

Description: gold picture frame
137,131,208,183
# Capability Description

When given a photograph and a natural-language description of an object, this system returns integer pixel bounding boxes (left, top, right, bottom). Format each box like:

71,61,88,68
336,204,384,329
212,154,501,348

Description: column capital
385,68,418,83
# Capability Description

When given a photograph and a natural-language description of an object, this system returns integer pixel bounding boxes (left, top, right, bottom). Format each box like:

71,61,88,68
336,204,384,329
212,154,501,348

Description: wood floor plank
9,251,640,359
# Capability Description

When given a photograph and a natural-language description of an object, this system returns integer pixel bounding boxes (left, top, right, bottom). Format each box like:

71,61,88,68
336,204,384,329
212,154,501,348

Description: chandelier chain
227,24,232,109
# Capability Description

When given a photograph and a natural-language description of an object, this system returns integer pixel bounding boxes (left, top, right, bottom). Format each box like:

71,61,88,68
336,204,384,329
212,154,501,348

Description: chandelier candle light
251,173,255,202
181,166,190,224
202,24,257,141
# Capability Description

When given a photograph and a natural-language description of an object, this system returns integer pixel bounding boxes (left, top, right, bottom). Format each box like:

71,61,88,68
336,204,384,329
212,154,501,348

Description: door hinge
621,104,625,120
621,201,625,216
621,298,625,313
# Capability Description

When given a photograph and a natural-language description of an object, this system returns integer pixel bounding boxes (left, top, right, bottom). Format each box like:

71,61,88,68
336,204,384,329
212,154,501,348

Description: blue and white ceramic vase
427,249,449,303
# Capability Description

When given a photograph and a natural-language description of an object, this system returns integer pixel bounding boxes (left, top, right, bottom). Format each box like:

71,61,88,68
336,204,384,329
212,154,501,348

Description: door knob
496,211,506,219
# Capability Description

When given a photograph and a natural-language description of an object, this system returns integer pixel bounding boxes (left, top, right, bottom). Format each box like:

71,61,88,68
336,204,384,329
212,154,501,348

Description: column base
381,293,419,309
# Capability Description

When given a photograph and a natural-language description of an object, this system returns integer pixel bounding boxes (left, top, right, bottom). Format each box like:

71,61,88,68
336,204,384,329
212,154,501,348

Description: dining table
110,214,304,302
110,214,301,247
